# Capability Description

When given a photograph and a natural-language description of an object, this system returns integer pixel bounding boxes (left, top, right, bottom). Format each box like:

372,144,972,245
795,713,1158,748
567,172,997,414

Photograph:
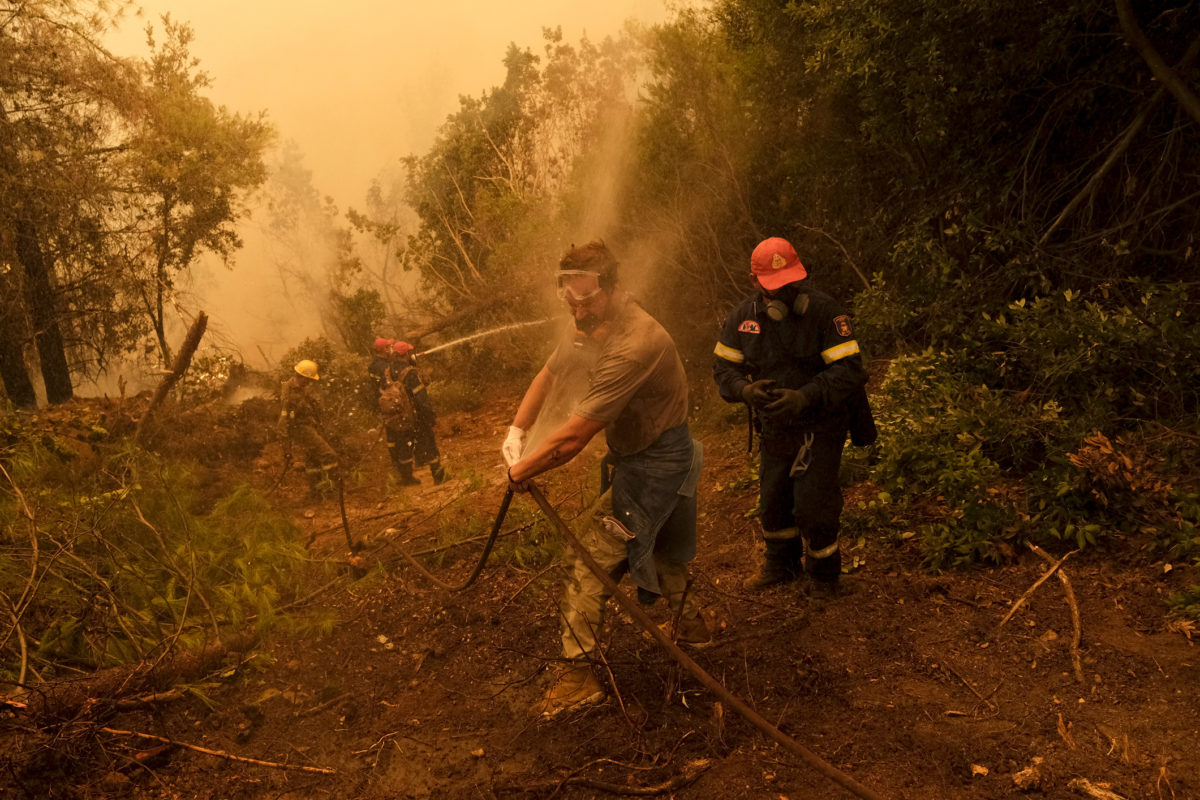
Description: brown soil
7,382,1199,800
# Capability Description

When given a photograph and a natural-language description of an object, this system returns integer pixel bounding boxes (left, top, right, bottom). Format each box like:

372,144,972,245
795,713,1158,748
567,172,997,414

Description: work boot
744,537,803,590
396,464,420,487
742,562,800,590
811,576,847,600
429,461,446,485
654,615,713,649
533,664,605,719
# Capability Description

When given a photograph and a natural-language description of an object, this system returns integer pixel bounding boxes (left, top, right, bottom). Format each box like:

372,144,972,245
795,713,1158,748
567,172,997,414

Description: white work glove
501,425,527,467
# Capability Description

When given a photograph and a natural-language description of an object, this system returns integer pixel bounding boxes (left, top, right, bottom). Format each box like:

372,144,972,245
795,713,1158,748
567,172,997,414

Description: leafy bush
965,281,1200,424
0,433,321,679
853,279,1200,571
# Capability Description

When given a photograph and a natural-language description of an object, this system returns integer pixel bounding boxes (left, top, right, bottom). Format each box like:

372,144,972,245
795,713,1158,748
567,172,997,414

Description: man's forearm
512,366,553,430
508,414,604,483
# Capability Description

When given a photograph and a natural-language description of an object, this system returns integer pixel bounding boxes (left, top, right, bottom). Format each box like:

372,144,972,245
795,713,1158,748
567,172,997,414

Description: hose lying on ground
395,487,515,592
526,482,891,800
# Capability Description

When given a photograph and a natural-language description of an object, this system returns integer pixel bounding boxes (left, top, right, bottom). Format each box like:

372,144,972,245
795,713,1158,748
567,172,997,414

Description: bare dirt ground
6,379,1199,800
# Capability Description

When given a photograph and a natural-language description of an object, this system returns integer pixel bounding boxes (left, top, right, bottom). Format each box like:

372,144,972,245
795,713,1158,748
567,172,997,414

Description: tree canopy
0,3,271,405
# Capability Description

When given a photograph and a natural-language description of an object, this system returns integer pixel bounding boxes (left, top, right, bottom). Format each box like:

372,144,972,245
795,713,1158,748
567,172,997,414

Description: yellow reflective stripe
821,340,860,364
809,540,839,559
762,526,799,541
714,341,745,364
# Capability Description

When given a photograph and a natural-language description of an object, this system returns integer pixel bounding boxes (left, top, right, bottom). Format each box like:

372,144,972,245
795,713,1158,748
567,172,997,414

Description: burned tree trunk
15,216,73,404
0,102,73,405
0,271,36,409
134,311,208,445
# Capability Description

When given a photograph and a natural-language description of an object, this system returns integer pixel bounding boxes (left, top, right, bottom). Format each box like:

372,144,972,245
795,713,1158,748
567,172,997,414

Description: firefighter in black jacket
382,341,446,486
713,237,869,595
368,337,394,402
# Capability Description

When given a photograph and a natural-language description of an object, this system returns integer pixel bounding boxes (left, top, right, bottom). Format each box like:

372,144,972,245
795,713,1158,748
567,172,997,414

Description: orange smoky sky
105,0,673,211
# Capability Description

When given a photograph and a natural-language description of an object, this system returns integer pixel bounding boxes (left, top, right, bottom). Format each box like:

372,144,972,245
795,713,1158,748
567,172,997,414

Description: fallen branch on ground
1029,543,1085,684
991,549,1077,637
1067,777,1128,800
525,758,713,796
8,631,256,723
101,727,337,774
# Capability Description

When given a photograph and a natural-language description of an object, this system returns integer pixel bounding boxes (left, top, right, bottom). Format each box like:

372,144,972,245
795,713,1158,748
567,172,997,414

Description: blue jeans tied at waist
608,423,703,599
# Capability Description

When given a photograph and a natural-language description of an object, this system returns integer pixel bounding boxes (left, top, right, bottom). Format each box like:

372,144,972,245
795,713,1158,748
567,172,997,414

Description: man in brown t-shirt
504,240,710,718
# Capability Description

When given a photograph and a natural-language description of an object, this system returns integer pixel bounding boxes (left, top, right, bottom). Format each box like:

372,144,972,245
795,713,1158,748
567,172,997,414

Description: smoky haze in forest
100,0,672,379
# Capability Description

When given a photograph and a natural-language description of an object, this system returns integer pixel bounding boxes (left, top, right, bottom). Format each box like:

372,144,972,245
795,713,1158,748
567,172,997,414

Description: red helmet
750,237,807,290
392,341,415,357
373,337,394,355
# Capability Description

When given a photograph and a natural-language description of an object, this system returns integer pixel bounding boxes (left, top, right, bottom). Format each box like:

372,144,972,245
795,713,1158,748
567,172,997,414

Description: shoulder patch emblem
833,315,853,337
737,320,761,334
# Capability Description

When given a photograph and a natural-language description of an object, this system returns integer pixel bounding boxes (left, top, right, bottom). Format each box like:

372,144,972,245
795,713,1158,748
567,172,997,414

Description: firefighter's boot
743,537,802,590
533,664,605,719
806,527,842,598
429,460,446,485
396,462,420,487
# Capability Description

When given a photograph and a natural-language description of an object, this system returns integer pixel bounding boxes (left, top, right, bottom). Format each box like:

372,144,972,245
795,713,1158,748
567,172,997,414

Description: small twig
1029,543,1086,684
113,689,184,711
524,759,714,796
498,563,558,614
1067,776,1129,800
101,727,337,774
301,691,353,718
272,577,345,615
938,662,998,712
991,549,1077,636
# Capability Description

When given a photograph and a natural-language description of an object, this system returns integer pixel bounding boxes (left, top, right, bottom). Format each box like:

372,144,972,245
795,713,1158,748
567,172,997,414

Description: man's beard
575,314,603,336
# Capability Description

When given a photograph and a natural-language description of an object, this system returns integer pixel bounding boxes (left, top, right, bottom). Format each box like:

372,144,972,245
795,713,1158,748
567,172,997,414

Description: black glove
764,387,813,418
741,379,777,407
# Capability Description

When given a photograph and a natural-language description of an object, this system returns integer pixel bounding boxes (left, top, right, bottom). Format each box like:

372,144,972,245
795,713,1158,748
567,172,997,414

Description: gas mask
764,285,810,321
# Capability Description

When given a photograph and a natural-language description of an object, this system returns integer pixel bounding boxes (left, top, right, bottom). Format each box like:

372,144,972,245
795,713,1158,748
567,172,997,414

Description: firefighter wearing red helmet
368,337,395,394
378,339,445,486
713,237,874,596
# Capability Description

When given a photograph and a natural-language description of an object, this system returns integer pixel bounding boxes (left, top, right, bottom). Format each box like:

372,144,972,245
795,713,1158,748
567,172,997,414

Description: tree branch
1040,34,1200,245
1116,0,1200,125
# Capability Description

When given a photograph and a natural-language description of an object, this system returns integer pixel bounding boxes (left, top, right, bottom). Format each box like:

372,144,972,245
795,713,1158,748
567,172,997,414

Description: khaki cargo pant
560,490,700,661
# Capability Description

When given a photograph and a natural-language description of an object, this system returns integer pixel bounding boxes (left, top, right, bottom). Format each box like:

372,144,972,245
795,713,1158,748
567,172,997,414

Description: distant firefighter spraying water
503,239,711,719
375,339,446,486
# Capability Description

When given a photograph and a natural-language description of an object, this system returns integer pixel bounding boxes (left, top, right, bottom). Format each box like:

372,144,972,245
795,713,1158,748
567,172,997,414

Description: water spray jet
413,318,554,358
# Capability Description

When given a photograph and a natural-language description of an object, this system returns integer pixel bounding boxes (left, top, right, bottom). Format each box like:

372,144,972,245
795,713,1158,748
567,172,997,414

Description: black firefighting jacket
712,284,867,435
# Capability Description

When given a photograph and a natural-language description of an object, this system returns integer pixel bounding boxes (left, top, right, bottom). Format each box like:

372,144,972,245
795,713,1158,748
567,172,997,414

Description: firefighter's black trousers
759,427,845,581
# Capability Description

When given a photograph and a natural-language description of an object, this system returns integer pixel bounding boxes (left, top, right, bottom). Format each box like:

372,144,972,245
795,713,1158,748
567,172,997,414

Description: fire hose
335,472,359,555
524,483,889,800
390,481,888,798
395,488,515,592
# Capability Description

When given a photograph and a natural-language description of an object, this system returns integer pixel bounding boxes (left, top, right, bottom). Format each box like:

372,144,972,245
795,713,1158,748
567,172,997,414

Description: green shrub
0,436,322,679
856,278,1200,569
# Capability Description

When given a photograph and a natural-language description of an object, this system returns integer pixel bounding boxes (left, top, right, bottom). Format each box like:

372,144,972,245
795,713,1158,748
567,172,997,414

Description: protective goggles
555,270,603,303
